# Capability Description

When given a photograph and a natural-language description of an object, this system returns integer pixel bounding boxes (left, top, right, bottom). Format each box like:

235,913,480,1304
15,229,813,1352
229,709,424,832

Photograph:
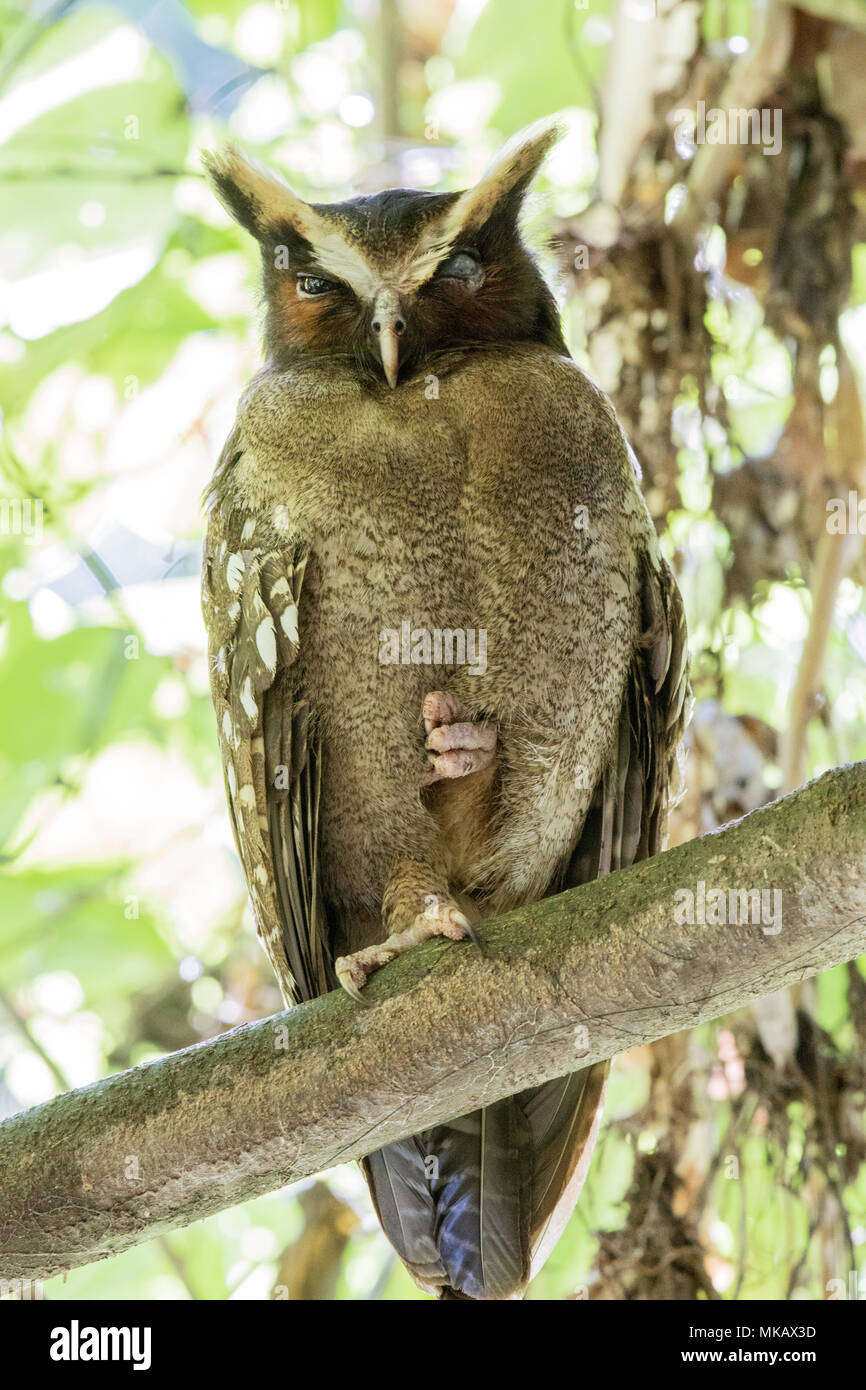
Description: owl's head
203,123,566,387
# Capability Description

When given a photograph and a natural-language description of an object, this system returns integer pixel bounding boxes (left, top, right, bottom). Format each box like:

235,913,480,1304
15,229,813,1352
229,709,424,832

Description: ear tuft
202,144,312,242
446,118,564,238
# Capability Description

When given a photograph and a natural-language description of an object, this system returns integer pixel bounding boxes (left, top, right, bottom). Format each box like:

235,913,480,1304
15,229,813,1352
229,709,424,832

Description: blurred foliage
1,0,865,1302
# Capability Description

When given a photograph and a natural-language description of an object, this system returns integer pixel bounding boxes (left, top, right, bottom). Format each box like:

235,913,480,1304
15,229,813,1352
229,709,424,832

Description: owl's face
204,124,566,387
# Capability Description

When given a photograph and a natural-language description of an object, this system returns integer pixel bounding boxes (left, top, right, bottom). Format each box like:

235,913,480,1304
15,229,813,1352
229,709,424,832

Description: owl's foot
335,897,473,1003
420,690,496,785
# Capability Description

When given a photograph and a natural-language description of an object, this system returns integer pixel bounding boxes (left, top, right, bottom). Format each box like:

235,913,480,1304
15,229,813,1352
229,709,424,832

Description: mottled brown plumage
201,123,689,1299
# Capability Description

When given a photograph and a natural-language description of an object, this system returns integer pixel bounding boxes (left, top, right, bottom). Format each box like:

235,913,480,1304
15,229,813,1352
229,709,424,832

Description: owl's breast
233,350,643,737
295,501,476,733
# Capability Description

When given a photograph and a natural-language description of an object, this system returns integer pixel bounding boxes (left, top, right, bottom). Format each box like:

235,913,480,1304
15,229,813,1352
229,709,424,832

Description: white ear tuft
202,145,382,295
444,118,564,239
202,144,317,242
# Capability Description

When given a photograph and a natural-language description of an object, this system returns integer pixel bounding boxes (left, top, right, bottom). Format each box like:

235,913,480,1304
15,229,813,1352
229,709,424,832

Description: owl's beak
371,288,406,389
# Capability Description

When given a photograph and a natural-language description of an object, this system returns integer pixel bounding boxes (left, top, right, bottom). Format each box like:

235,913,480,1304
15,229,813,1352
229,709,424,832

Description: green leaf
0,5,189,326
0,600,172,767
0,242,220,420
457,0,600,129
0,864,173,999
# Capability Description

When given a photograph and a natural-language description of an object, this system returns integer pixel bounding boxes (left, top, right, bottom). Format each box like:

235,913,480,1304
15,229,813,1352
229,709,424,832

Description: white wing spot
273,504,290,532
254,863,268,885
280,604,299,645
238,784,256,809
222,711,233,742
228,601,240,622
241,518,256,541
255,615,277,671
241,676,258,720
226,553,244,592
226,762,237,797
270,577,290,598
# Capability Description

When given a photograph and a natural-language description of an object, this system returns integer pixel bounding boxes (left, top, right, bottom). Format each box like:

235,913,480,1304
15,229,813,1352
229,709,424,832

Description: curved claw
334,904,480,1004
451,909,484,958
335,959,374,1006
341,978,373,1006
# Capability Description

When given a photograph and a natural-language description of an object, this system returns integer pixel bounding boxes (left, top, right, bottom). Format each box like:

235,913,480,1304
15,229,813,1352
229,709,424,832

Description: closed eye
436,249,483,284
297,274,340,297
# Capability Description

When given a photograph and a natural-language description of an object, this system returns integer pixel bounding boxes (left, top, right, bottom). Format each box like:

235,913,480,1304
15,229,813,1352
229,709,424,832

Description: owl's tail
361,1061,608,1300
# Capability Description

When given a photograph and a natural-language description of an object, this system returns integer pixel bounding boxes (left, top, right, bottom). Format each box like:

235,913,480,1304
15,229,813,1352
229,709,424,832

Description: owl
201,123,689,1301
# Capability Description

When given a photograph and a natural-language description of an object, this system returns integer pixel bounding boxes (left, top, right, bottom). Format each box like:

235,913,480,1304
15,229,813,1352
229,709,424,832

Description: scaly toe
435,907,470,940
334,949,394,1005
426,722,496,753
419,901,478,948
335,956,369,1004
447,908,483,955
421,746,496,783
422,690,465,733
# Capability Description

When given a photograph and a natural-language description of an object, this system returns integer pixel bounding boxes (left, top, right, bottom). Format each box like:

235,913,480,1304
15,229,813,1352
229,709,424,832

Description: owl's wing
203,434,330,1006
522,547,690,1278
567,548,689,885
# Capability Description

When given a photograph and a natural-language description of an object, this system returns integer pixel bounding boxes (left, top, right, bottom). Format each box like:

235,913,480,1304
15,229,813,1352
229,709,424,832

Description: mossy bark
1,763,864,1281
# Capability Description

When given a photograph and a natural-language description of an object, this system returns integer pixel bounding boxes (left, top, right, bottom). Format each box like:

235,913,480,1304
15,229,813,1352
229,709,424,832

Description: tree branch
1,764,864,1282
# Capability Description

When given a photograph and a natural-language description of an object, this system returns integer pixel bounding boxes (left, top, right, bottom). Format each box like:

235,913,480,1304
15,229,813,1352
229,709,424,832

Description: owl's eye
437,250,482,282
297,274,338,298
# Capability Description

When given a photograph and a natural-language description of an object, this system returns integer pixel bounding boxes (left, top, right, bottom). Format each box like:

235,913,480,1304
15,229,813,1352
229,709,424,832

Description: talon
340,975,371,1005
436,907,469,940
444,906,483,961
335,955,375,1005
450,910,483,955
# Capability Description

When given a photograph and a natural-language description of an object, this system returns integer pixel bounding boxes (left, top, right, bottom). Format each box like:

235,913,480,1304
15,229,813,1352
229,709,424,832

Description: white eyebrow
305,228,382,300
308,223,462,301
301,188,479,301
